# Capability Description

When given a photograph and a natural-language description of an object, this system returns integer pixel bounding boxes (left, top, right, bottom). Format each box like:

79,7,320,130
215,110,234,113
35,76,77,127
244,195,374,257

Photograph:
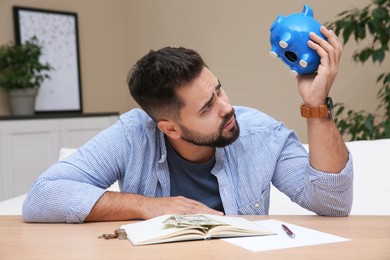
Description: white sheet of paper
221,219,350,252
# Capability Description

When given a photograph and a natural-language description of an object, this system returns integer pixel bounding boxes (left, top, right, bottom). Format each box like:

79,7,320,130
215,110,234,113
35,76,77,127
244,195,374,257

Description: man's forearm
307,118,348,173
85,192,147,222
85,191,224,222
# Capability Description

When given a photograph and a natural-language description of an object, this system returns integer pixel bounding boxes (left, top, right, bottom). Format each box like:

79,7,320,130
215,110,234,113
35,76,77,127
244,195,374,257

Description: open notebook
121,214,276,246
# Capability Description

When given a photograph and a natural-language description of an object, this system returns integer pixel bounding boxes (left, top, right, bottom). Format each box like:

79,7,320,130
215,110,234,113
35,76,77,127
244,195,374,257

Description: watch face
326,97,333,118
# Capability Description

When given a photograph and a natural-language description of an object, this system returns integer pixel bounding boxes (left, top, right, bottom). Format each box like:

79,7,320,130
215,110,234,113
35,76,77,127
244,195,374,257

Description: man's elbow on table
22,180,71,223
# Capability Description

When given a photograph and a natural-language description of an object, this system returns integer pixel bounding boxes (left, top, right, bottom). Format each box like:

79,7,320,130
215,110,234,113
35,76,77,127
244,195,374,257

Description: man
23,26,352,223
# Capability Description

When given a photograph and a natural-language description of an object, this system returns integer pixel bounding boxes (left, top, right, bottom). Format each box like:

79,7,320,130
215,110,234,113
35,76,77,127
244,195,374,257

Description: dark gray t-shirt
166,141,224,213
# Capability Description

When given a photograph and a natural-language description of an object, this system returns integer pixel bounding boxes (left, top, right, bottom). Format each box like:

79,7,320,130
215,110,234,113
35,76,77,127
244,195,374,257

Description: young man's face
175,67,239,147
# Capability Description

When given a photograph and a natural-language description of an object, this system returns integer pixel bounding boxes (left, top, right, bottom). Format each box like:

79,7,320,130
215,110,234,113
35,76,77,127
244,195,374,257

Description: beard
178,109,240,147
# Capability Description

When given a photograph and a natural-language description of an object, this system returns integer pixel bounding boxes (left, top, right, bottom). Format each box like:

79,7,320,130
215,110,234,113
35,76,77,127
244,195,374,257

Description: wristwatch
300,97,333,119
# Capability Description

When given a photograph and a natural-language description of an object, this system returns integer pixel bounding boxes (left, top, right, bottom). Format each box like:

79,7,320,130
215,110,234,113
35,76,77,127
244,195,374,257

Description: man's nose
218,98,233,118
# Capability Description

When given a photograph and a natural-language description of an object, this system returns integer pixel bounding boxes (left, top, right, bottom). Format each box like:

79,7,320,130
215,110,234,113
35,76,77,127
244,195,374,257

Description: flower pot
8,88,38,116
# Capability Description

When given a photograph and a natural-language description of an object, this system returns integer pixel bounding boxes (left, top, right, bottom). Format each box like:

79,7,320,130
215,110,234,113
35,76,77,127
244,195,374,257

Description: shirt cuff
307,152,354,192
66,183,106,223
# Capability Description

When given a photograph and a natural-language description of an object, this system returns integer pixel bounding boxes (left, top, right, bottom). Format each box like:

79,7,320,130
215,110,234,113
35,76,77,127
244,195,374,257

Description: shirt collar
157,130,167,164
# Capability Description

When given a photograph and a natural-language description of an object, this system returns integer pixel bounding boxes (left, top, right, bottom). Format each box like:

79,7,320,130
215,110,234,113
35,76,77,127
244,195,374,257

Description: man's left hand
297,26,343,107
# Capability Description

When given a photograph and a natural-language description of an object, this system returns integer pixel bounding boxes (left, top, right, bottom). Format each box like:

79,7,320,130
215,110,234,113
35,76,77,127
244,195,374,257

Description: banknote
163,214,228,229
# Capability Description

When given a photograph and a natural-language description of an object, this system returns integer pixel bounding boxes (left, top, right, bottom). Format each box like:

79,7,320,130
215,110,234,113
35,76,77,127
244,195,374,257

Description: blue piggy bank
270,5,325,76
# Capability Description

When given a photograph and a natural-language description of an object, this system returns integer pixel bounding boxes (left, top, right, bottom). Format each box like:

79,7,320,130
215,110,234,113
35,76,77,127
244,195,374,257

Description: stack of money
163,214,228,230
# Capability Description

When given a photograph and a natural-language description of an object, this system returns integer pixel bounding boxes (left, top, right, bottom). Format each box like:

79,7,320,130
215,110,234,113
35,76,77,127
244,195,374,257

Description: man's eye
203,105,211,113
216,87,222,96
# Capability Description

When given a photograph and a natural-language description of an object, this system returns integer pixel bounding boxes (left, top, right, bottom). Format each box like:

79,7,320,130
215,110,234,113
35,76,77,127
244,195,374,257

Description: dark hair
127,47,206,122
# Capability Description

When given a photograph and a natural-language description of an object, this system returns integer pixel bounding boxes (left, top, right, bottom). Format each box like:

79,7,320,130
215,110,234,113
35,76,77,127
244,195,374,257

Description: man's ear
157,120,181,139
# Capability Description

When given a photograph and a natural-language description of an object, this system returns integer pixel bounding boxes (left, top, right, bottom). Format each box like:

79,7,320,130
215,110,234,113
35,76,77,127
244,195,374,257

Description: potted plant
0,36,51,115
326,0,390,140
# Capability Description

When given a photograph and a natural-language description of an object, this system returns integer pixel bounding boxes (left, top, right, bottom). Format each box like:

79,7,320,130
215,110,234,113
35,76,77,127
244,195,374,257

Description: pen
281,224,296,238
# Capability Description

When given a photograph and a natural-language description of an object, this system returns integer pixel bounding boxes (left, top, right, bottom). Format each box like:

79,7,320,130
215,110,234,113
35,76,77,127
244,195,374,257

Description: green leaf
335,105,345,116
372,6,388,20
342,25,354,44
377,48,385,62
357,48,372,63
364,114,375,131
377,73,385,82
384,73,390,83
354,24,366,41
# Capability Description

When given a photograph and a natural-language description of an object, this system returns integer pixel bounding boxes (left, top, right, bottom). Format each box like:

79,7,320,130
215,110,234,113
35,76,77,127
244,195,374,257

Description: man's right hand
140,195,224,219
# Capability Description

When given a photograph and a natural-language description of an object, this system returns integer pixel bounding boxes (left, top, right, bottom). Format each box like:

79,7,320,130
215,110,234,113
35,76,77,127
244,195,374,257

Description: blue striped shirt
22,106,353,223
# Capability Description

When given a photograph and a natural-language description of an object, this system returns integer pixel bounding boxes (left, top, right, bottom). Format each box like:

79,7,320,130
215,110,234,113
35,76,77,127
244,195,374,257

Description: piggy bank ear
302,4,313,17
270,15,284,31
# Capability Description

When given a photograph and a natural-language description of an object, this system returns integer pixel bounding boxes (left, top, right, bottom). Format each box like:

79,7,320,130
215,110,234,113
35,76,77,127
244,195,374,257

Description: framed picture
13,6,83,113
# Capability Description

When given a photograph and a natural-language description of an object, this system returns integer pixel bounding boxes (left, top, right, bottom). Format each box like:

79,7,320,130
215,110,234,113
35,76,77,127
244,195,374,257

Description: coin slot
284,51,298,63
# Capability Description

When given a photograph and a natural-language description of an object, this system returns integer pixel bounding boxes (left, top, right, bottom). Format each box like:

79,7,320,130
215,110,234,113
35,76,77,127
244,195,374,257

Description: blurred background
1,0,387,143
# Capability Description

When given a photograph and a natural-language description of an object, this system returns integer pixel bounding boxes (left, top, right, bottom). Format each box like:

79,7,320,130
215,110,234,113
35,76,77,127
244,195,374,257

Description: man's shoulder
103,109,159,142
119,109,156,128
234,106,280,128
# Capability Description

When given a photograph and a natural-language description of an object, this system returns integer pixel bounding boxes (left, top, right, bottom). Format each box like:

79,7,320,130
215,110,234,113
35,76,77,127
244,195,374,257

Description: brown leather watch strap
300,104,328,118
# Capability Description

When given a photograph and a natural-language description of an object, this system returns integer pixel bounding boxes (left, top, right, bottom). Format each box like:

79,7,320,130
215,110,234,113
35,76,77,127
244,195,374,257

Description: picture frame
13,6,83,113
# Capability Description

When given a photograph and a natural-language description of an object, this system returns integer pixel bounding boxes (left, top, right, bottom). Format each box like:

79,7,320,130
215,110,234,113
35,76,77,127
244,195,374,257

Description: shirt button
254,202,260,208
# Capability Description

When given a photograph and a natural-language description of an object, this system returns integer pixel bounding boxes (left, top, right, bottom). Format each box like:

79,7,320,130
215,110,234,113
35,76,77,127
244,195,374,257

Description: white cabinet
0,113,118,201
